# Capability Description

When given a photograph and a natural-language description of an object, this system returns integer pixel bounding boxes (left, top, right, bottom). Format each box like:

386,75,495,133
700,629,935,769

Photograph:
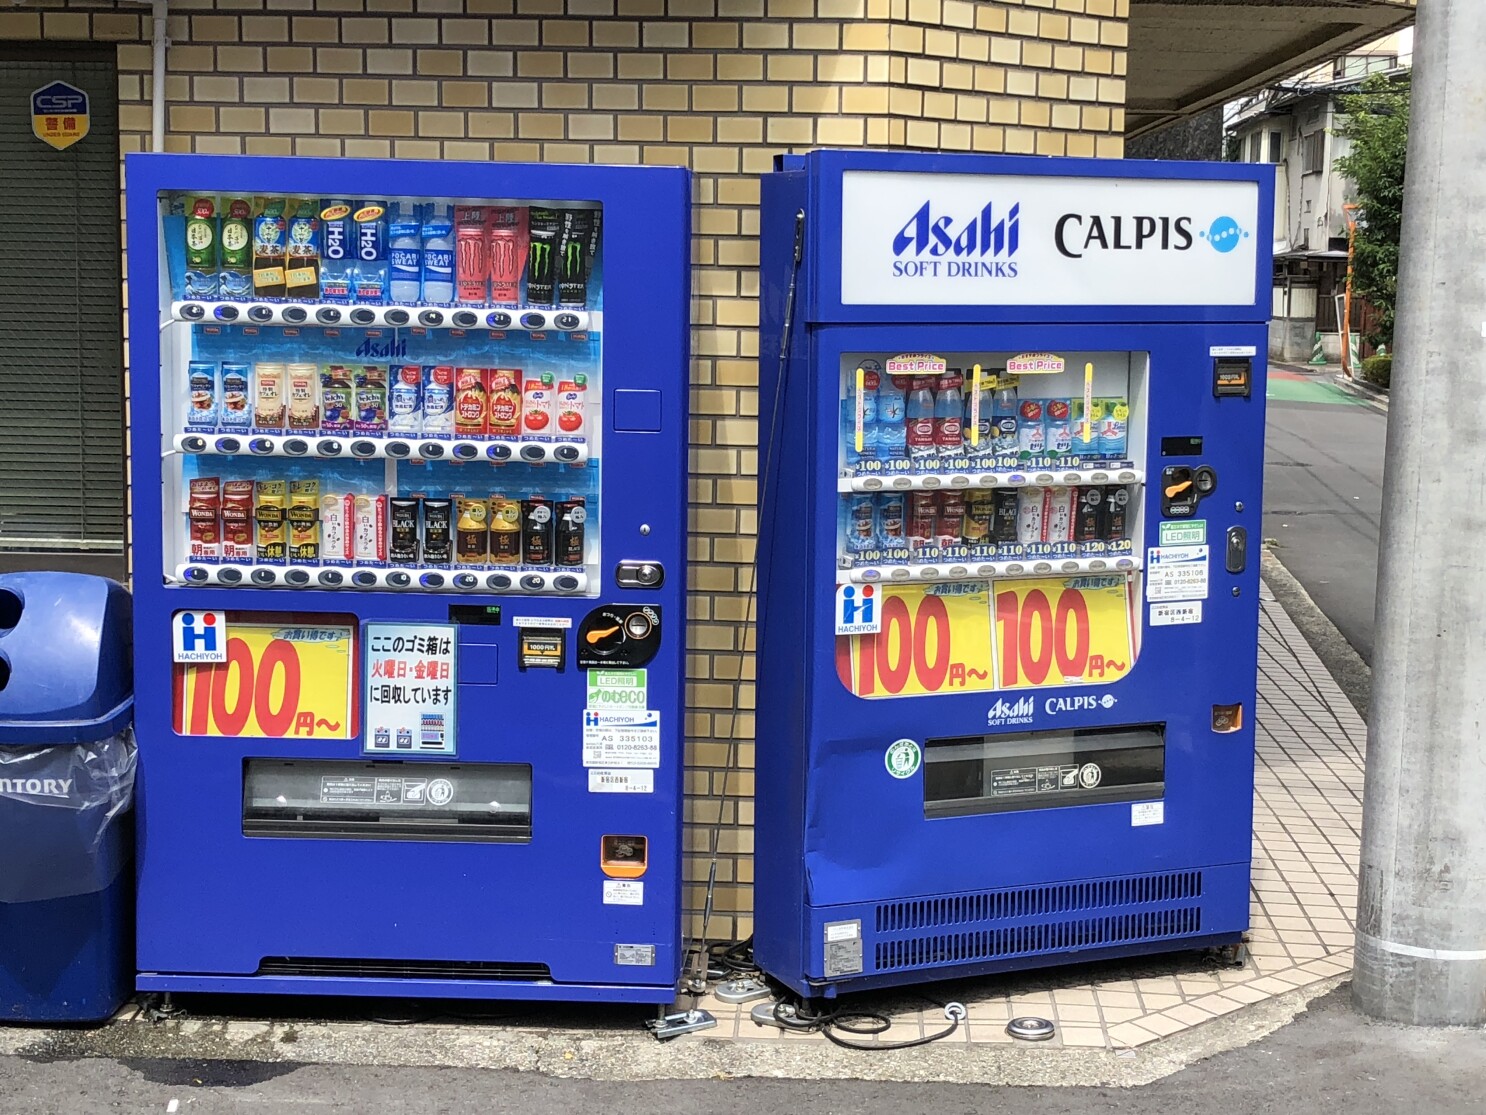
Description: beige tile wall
2,0,1128,944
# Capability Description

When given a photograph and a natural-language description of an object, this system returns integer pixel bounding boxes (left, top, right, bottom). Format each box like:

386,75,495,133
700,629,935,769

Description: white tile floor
698,588,1367,1048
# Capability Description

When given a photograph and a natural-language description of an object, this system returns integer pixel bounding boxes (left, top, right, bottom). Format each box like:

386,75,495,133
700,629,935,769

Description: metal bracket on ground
716,976,773,1004
645,1009,718,1041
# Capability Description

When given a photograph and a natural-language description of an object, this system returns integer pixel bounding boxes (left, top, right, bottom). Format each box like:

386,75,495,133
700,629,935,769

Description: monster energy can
525,207,561,307
556,209,594,308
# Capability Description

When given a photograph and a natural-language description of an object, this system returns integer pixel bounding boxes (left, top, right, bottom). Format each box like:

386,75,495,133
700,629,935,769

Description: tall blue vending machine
125,154,690,1003
755,151,1273,998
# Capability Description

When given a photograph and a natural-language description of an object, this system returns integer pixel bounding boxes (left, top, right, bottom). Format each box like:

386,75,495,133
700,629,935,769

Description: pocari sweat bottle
420,203,455,304
388,199,423,303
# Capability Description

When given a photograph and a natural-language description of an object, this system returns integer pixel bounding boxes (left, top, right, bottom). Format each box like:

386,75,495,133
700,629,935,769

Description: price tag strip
835,576,1137,697
173,620,357,738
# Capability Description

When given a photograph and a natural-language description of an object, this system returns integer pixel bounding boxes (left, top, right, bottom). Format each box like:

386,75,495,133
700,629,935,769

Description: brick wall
1,0,1129,944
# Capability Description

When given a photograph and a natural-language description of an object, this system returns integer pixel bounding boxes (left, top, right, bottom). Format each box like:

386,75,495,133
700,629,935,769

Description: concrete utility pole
1355,0,1486,1025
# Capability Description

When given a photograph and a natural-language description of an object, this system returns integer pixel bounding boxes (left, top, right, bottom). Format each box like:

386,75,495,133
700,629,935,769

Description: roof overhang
1127,0,1417,139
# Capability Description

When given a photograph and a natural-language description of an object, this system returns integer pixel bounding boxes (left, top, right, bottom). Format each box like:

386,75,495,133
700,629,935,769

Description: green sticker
885,738,922,780
1160,519,1207,546
587,668,648,710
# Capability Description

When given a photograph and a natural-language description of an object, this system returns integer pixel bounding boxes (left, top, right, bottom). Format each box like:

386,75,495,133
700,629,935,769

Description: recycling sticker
885,738,922,779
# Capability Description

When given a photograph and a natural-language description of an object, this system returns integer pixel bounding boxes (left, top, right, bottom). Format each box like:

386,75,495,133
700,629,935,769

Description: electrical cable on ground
772,998,967,1051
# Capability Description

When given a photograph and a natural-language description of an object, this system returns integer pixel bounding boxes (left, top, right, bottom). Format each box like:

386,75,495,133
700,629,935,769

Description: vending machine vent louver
754,150,1273,999
127,153,690,1004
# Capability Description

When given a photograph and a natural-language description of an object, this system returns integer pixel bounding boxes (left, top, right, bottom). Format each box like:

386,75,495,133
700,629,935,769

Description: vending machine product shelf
755,150,1273,998
129,154,690,1003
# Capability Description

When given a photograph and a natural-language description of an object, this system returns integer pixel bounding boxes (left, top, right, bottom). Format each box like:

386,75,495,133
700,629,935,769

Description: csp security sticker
885,738,922,779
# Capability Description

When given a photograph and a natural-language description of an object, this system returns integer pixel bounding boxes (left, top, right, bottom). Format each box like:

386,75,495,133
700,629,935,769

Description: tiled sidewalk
697,586,1367,1049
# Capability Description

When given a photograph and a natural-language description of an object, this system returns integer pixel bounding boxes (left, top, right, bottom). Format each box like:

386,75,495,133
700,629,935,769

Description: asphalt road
2,989,1484,1113
1263,369,1385,663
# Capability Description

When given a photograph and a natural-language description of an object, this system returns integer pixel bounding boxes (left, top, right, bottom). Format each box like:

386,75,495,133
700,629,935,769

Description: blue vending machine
755,151,1273,998
126,154,689,1003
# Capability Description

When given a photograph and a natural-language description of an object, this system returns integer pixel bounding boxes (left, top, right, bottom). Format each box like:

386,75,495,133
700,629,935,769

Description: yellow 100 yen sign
835,576,1136,697
173,622,356,738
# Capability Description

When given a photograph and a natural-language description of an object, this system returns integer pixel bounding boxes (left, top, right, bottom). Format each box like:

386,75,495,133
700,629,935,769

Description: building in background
1227,31,1412,364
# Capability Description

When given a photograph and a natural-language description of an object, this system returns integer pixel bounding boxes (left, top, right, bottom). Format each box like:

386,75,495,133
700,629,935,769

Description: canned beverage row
843,486,1130,555
843,370,1129,467
186,360,587,442
187,477,587,569
177,195,600,309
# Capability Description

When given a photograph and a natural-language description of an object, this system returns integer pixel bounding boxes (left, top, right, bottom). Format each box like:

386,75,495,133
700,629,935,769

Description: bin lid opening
0,589,19,634
0,653,10,693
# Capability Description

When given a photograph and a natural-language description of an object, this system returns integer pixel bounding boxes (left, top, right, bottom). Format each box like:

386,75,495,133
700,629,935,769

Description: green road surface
1266,367,1367,406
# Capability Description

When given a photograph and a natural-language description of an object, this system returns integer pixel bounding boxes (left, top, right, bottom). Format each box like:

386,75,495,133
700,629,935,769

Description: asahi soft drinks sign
839,170,1261,307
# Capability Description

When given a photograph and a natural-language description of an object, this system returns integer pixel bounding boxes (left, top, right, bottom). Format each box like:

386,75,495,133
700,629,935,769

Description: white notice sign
1146,546,1210,602
588,769,656,794
1149,601,1204,626
582,710,661,769
364,623,456,755
603,880,644,906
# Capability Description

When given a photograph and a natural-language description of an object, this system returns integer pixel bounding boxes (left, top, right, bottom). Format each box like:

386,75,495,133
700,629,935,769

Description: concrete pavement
1264,364,1385,663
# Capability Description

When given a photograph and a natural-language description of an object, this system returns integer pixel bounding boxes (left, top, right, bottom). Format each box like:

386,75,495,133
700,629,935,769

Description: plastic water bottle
934,372,963,457
420,202,455,304
906,377,937,464
388,199,423,303
876,375,907,460
963,375,995,458
992,384,1019,456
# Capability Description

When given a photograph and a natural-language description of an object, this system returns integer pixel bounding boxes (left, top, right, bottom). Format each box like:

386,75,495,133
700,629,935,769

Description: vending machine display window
836,350,1148,584
922,725,1165,818
242,759,533,842
160,193,604,597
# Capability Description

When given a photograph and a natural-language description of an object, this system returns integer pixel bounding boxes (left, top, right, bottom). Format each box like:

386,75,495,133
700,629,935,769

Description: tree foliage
1335,71,1410,348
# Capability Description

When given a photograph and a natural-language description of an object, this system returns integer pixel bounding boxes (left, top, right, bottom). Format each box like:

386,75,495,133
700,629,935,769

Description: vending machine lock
1160,465,1217,518
615,561,665,589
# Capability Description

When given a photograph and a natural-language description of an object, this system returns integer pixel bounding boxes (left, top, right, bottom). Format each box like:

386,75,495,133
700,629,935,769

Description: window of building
1268,130,1284,162
1301,130,1326,175
1334,54,1398,80
1248,132,1263,163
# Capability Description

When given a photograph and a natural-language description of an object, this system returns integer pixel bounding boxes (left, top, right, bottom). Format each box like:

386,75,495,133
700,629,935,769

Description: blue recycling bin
0,572,134,1023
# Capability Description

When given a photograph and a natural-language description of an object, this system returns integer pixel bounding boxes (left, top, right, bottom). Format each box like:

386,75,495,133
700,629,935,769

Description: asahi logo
355,336,408,359
0,778,73,798
892,200,1020,278
986,696,1035,726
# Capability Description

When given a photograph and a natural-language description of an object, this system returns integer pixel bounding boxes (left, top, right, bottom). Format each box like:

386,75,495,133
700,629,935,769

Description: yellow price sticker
174,621,357,738
992,576,1135,690
837,576,1136,698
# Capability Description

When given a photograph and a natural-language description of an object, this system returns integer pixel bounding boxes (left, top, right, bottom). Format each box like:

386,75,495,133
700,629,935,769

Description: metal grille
256,957,552,982
0,54,124,553
871,870,1205,972
873,907,1203,972
875,870,1204,933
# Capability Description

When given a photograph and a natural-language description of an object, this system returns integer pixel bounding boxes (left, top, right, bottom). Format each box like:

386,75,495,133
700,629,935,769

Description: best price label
836,576,1136,697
